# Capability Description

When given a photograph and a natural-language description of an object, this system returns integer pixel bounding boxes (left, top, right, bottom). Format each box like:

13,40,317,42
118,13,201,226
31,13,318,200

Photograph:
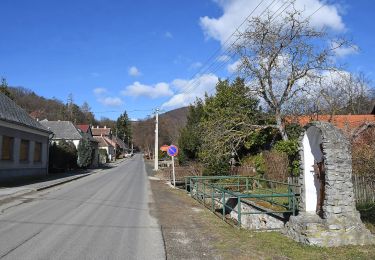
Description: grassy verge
174,189,375,259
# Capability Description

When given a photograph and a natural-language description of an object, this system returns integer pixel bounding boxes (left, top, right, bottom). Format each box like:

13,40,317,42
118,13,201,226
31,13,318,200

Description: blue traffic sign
167,145,179,157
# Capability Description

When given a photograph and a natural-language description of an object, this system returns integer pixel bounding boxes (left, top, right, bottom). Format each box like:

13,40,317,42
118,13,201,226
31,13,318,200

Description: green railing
184,175,300,228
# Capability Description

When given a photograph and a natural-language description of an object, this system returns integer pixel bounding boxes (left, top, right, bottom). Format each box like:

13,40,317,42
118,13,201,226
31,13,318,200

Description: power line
92,109,154,114
181,0,279,95
179,0,289,98
197,2,324,98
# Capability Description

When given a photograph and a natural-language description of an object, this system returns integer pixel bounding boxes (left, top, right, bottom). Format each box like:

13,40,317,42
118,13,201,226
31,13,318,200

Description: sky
1,0,374,121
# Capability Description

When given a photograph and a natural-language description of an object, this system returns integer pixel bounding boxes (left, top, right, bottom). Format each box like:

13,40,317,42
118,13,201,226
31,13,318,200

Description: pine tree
116,111,132,142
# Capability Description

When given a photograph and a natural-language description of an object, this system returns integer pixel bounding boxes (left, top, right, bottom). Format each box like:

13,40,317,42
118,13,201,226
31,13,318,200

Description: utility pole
154,108,159,171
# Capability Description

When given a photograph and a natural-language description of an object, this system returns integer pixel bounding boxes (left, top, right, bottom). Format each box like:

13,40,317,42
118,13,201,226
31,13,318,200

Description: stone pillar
284,121,374,247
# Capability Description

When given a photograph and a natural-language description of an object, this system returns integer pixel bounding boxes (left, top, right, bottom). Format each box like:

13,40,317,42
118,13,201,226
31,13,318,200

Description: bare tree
235,2,348,140
316,71,373,118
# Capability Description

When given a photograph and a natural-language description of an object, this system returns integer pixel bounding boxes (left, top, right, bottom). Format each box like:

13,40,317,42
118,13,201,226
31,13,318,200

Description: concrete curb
35,173,91,191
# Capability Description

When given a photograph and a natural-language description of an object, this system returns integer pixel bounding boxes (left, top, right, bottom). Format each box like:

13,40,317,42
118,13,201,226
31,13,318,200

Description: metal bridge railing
184,175,300,228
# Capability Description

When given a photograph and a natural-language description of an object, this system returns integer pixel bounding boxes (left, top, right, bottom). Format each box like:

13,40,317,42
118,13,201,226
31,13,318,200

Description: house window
1,136,14,160
20,139,30,162
34,142,42,162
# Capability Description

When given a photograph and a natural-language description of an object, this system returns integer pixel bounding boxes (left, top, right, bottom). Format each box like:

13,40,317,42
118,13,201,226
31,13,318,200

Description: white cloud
162,73,219,109
93,88,107,95
122,81,173,99
227,59,241,73
332,42,359,58
165,31,173,39
128,66,141,77
98,97,123,107
93,88,123,107
200,0,345,46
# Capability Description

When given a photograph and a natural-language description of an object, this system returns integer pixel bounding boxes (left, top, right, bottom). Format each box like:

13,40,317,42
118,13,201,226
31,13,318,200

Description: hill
8,86,96,124
132,107,189,153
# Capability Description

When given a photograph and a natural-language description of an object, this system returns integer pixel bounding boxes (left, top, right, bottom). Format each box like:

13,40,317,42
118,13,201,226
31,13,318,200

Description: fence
288,175,375,205
353,175,375,204
184,175,299,227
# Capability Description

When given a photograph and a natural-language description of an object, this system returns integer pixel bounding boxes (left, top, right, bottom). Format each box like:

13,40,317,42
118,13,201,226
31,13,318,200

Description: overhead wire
179,0,291,98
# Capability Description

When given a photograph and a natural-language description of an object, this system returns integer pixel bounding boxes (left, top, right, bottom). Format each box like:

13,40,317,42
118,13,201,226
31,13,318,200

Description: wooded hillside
132,107,189,153
8,86,97,124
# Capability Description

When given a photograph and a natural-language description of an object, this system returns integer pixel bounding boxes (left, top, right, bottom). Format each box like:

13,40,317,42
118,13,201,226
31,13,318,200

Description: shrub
203,159,230,176
243,153,266,176
263,150,289,182
274,139,300,176
285,123,303,140
77,137,93,168
49,140,77,172
352,127,375,177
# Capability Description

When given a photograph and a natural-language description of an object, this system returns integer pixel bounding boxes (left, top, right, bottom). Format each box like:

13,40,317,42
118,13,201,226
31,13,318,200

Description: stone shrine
284,121,374,246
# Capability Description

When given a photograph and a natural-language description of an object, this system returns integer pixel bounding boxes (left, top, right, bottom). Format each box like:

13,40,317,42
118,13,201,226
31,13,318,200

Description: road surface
0,155,165,259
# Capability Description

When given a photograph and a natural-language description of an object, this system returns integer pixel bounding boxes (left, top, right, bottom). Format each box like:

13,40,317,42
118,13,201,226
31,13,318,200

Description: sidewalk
0,158,126,205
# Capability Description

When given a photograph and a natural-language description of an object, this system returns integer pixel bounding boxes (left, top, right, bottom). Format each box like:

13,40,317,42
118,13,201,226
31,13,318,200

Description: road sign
167,145,178,157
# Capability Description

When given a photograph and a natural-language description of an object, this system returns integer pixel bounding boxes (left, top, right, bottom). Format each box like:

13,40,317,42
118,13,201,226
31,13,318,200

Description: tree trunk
275,109,288,141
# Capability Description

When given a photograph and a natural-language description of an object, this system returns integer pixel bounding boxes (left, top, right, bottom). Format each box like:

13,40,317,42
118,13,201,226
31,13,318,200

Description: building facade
0,93,51,182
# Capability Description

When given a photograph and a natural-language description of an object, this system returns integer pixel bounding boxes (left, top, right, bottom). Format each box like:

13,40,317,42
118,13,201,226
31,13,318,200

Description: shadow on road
0,164,115,188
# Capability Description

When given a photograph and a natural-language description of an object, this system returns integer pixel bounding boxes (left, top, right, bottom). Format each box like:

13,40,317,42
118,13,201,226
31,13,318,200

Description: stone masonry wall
284,121,374,246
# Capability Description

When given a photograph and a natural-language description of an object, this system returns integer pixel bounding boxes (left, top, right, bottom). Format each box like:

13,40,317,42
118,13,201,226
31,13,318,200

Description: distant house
91,126,116,161
40,121,99,168
0,93,51,182
112,135,128,157
91,125,112,138
94,135,115,162
40,120,82,148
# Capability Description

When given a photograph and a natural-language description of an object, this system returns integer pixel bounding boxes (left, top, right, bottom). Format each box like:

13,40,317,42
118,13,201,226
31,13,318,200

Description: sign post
167,145,179,187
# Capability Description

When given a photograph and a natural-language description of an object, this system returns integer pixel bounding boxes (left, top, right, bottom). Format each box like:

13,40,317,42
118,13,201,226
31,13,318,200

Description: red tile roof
94,136,113,148
103,136,116,147
91,127,111,136
287,114,375,133
76,124,90,133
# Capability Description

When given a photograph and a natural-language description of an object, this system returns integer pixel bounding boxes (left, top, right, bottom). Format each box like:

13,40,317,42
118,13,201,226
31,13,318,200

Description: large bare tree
235,3,348,140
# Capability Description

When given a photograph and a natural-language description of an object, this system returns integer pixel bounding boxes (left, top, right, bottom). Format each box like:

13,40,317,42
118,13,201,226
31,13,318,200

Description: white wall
303,126,323,213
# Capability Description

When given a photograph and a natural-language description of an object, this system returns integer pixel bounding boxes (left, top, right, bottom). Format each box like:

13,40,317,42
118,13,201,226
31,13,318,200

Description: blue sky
1,0,374,120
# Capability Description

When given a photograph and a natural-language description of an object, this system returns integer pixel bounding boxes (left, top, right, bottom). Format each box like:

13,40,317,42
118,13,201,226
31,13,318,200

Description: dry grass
171,188,375,259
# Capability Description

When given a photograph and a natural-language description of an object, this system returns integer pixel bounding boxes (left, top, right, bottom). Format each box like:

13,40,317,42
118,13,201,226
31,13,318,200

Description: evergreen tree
0,77,13,99
77,137,92,168
178,99,204,163
116,111,132,142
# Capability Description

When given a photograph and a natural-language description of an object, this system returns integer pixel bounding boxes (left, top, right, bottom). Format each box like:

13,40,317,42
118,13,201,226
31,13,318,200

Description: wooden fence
352,175,375,204
288,175,375,205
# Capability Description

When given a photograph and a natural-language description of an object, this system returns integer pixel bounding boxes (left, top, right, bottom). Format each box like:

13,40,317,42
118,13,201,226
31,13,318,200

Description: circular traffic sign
167,145,179,157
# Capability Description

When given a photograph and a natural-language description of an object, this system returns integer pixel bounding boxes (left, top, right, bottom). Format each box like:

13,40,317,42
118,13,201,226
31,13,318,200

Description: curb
35,173,91,191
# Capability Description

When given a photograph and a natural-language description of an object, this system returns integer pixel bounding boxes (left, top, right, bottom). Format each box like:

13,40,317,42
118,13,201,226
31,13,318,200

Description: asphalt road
0,155,165,260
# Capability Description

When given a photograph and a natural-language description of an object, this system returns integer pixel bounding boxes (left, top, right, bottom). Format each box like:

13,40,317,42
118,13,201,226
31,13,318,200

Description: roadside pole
154,108,159,171
172,156,176,187
167,145,178,187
